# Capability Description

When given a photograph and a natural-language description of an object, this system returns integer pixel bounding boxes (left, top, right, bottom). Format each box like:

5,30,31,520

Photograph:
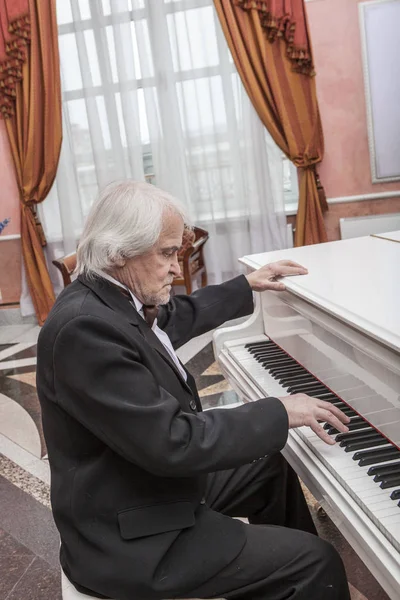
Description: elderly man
37,181,350,600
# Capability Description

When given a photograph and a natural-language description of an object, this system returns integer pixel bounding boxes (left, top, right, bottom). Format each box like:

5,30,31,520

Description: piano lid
240,233,400,353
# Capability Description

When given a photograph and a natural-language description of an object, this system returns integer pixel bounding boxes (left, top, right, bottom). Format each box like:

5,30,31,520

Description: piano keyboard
227,337,400,553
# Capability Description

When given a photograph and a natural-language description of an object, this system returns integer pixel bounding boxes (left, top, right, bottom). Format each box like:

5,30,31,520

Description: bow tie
142,305,159,328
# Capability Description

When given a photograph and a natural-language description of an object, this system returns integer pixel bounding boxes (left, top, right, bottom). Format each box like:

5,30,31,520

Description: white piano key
372,505,400,519
380,514,400,527
366,497,397,511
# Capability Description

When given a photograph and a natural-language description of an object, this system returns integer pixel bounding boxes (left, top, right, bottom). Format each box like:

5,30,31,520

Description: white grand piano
213,232,400,599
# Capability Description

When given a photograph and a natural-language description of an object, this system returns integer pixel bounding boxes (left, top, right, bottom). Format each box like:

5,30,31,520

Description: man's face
116,211,184,306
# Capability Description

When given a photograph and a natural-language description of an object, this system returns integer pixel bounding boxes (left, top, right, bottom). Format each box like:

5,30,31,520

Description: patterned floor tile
0,397,41,457
0,527,35,600
198,380,232,397
6,556,62,600
8,371,37,388
0,455,50,508
202,362,223,376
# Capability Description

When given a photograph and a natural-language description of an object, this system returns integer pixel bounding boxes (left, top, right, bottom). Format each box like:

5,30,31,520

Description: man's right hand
279,394,350,445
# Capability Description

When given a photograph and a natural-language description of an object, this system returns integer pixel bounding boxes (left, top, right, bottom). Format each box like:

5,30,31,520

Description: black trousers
181,453,351,600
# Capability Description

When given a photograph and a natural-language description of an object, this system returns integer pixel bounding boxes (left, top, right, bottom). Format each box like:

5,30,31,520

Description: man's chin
144,290,171,306
159,290,171,305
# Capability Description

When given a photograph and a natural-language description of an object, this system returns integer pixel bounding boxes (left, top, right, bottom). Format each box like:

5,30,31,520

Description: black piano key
325,417,365,432
247,346,278,354
262,361,296,370
348,415,365,421
257,350,290,358
287,379,326,389
344,437,387,453
245,341,276,349
251,344,283,351
336,429,375,443
321,406,356,420
270,365,305,376
279,378,314,388
306,391,338,400
328,422,371,435
260,356,291,365
287,383,328,394
279,374,315,385
272,368,306,379
331,403,352,412
354,447,400,467
374,464,400,482
326,426,342,435
380,475,400,489
314,395,340,404
254,350,289,359
368,461,400,477
261,363,296,373
259,357,294,367
287,382,329,392
336,407,357,417
278,371,312,380
256,354,289,363
248,342,280,349
253,350,287,359
390,489,400,500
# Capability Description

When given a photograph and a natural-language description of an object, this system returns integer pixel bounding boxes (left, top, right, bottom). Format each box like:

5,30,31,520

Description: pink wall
0,120,20,234
306,0,400,199
0,120,21,304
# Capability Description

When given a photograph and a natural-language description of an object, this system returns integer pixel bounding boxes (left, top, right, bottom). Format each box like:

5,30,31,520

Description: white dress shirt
95,270,187,381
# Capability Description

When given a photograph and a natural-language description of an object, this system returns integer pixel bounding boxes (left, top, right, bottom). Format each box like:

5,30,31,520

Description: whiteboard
359,0,400,182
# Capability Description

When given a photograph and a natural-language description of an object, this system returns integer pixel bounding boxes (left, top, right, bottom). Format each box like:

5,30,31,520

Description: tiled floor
0,320,388,600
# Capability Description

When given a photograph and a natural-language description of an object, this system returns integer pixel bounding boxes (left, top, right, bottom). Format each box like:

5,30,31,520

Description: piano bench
61,570,223,599
62,571,105,599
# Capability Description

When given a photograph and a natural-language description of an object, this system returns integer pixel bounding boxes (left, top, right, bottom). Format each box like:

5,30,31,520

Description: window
283,157,299,214
56,0,298,218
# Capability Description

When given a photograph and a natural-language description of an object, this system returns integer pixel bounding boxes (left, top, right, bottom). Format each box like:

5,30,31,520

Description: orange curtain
214,0,327,246
0,0,62,324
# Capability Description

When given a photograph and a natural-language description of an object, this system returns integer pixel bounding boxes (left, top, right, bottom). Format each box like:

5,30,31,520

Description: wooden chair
52,252,77,288
173,226,209,295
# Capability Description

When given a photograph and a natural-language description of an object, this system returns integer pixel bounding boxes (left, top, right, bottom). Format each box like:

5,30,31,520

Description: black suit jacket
36,274,288,600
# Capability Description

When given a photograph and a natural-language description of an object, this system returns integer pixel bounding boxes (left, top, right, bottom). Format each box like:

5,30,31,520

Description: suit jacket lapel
137,320,194,395
78,275,194,396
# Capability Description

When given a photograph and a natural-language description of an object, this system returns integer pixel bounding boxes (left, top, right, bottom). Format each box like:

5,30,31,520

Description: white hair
76,180,191,276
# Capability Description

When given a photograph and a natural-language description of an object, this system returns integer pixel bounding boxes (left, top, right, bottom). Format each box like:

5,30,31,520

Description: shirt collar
94,269,143,313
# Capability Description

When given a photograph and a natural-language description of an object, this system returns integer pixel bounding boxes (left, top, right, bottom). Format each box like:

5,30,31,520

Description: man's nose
171,256,181,277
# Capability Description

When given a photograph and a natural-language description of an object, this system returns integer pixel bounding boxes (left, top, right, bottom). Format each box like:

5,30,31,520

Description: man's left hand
246,260,308,292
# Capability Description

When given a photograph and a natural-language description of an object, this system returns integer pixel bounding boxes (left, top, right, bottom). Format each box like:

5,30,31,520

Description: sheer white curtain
34,0,288,308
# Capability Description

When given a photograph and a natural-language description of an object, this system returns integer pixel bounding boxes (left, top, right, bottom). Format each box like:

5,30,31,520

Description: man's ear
114,257,126,268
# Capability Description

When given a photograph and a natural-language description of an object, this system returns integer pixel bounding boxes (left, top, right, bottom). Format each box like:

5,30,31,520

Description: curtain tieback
296,163,328,212
23,202,47,247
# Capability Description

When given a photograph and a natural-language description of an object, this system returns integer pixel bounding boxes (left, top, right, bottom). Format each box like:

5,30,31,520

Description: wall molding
328,190,400,205
285,190,400,215
0,234,21,242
